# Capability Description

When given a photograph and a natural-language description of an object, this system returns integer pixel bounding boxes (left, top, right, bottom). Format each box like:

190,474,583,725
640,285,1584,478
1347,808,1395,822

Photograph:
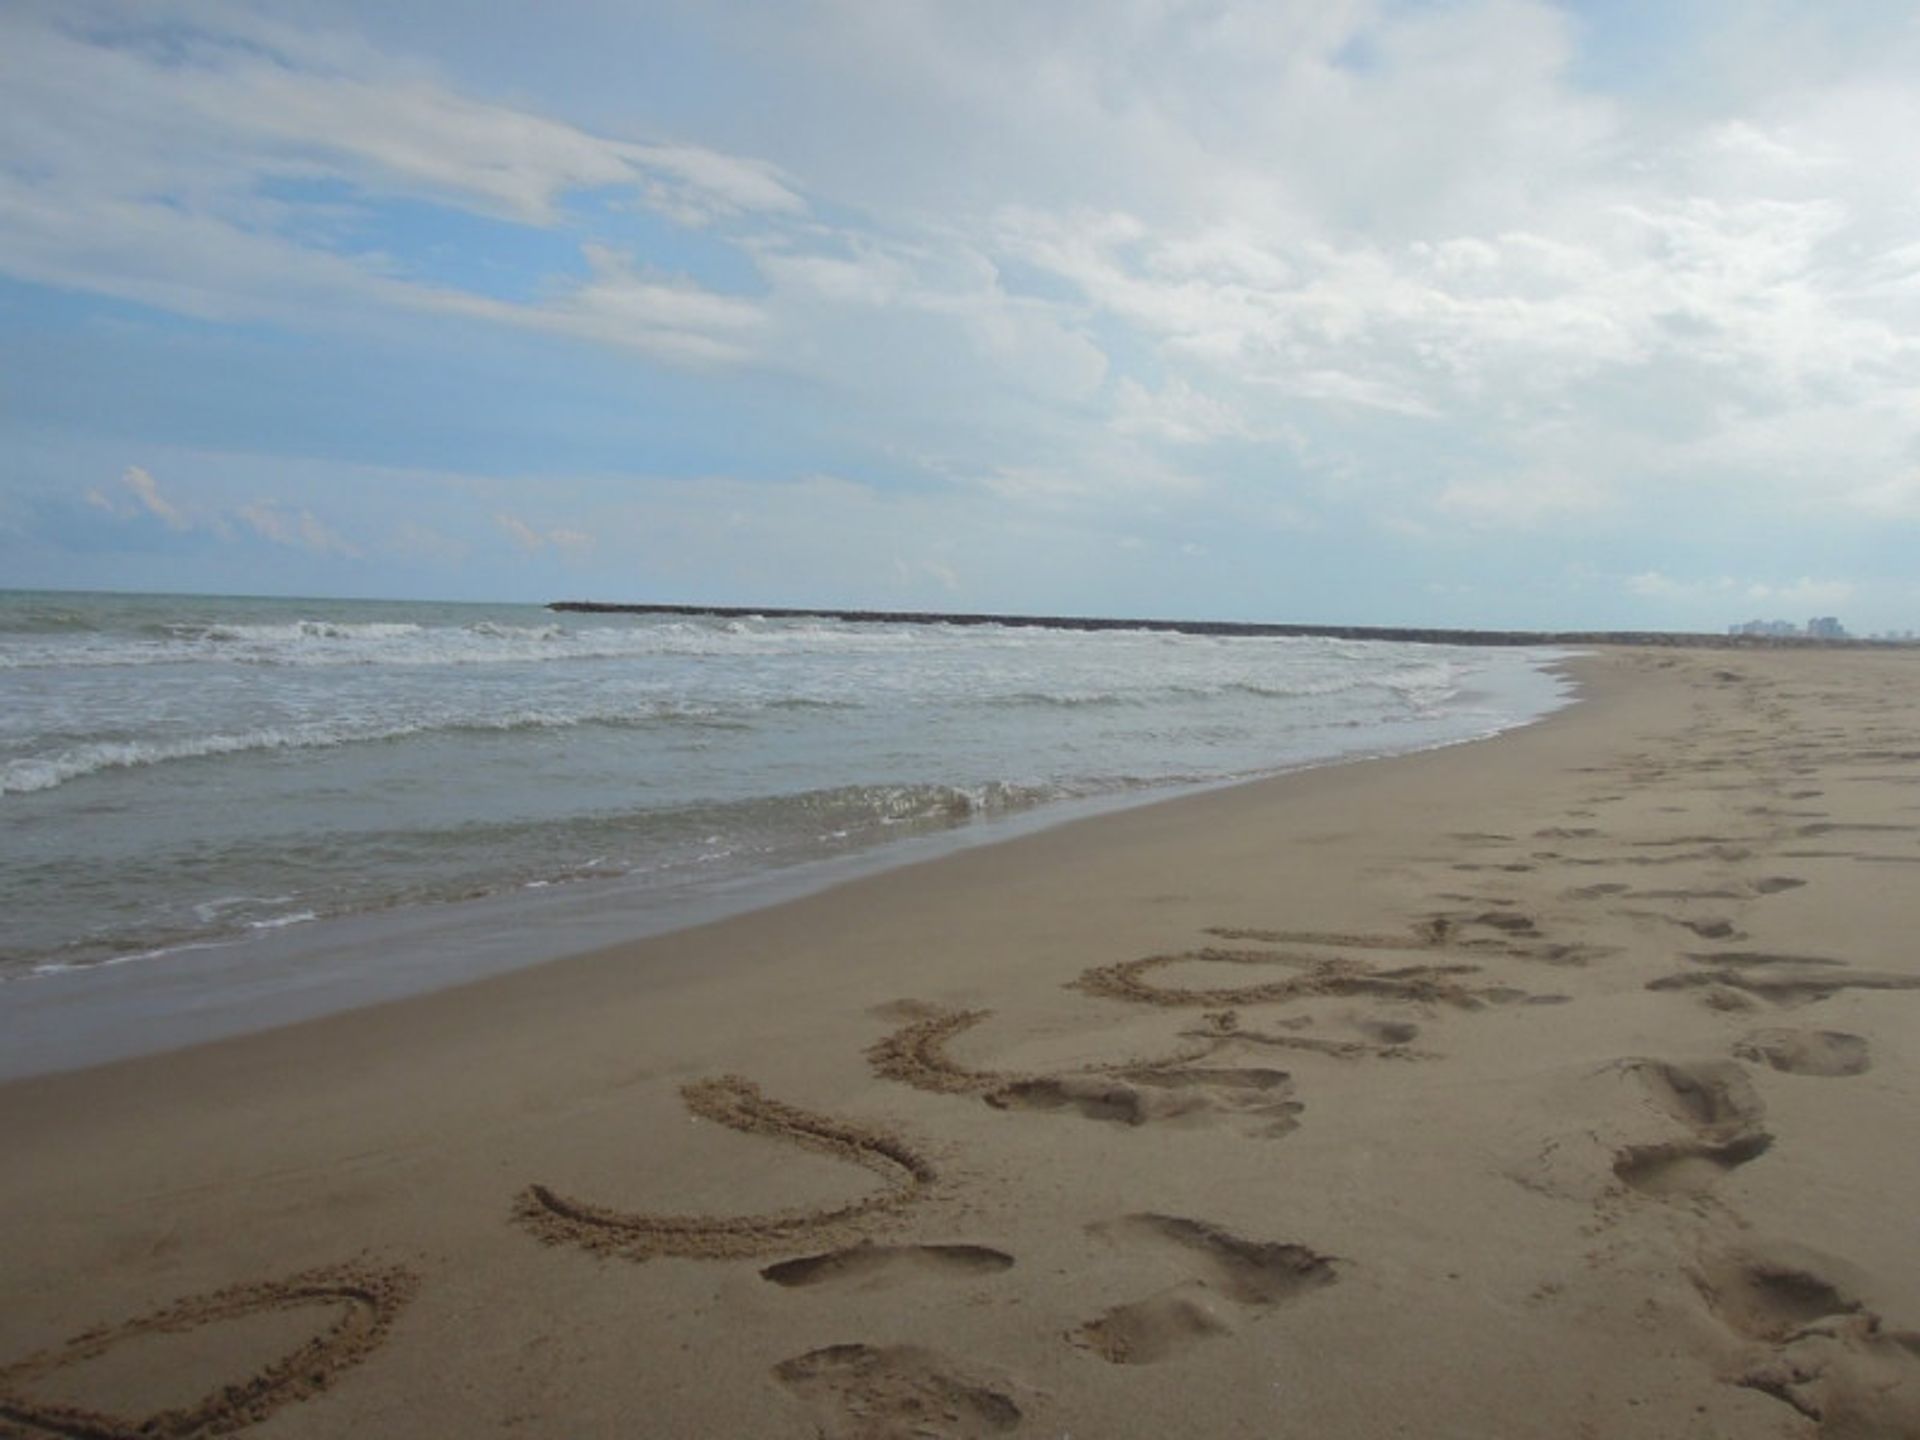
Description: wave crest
0,703,761,796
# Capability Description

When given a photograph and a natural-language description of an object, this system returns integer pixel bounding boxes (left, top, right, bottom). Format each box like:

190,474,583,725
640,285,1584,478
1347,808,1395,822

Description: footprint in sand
986,1065,1303,1138
1628,1058,1767,1133
513,1076,936,1261
1610,1059,1773,1201
771,1343,1023,1439
1073,1214,1340,1366
1733,1029,1872,1077
1692,1241,1920,1435
0,1264,416,1439
1649,958,1920,1009
1580,876,1808,903
761,1242,1013,1291
1540,844,1758,868
1613,1132,1773,1200
1192,1007,1427,1058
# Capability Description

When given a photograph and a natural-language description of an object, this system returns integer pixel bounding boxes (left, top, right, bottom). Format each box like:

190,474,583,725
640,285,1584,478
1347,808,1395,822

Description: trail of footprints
1511,660,1920,1434
0,899,1825,1436
1593,1035,1920,1433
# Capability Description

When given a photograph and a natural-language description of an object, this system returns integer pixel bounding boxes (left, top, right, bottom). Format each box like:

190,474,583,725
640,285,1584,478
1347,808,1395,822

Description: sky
3,0,1919,632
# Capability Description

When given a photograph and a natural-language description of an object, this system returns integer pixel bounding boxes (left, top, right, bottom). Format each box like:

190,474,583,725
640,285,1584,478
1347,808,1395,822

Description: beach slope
3,647,1918,1438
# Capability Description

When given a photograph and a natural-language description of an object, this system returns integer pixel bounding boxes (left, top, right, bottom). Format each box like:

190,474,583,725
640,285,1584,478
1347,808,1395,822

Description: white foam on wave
26,935,238,978
194,620,426,642
0,701,751,796
247,910,317,930
0,614,951,671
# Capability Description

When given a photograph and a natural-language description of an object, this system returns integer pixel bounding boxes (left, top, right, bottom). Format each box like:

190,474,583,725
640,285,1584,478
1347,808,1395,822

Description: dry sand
3,646,1919,1438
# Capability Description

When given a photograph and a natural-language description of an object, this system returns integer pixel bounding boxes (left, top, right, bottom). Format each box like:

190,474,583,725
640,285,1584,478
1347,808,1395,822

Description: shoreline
0,652,1576,1082
4,646,1919,1436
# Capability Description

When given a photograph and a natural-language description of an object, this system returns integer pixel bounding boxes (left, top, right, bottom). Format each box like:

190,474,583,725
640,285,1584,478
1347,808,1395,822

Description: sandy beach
3,644,1918,1439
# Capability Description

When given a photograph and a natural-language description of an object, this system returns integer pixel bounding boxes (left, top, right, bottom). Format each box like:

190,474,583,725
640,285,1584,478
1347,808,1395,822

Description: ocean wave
850,778,1066,821
763,696,864,712
1,774,1112,977
0,703,759,796
0,614,961,670
974,665,1459,710
193,620,427,642
990,689,1138,709
0,604,103,635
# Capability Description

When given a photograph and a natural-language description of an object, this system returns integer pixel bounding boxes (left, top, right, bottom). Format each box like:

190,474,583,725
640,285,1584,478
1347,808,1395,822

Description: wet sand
3,646,1918,1437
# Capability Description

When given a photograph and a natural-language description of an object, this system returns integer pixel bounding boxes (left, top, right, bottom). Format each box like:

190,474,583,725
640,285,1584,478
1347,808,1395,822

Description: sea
0,591,1576,1068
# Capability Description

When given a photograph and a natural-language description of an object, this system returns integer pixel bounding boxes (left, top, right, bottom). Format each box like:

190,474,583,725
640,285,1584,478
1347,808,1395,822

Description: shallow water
0,590,1575,982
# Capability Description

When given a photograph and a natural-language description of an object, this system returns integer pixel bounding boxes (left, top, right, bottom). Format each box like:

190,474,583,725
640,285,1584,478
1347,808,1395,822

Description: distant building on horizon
1728,617,1850,640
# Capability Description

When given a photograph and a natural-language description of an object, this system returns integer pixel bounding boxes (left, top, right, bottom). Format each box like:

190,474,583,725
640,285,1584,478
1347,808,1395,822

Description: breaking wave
1,703,759,795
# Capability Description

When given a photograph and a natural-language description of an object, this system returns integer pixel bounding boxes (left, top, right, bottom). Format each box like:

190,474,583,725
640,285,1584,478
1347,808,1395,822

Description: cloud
8,2,1920,626
14,0,1913,508
971,448,1203,508
743,0,1920,532
0,7,799,229
627,142,804,225
1748,578,1858,611
120,465,188,529
297,509,358,557
238,502,297,546
69,462,363,558
495,513,546,551
891,555,960,592
1848,468,1920,518
496,512,595,556
1627,571,1856,613
473,245,767,364
83,465,192,528
0,4,791,363
1112,377,1251,444
239,501,359,556
385,521,469,565
1435,471,1611,530
1627,571,1720,600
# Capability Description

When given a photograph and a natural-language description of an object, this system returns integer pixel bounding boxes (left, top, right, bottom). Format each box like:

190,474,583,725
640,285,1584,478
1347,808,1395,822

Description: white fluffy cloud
11,0,1916,502
237,501,359,557
727,0,1920,532
79,463,361,557
85,467,195,530
0,3,790,360
0,5,798,226
495,513,596,557
7,1,1920,623
120,467,188,530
